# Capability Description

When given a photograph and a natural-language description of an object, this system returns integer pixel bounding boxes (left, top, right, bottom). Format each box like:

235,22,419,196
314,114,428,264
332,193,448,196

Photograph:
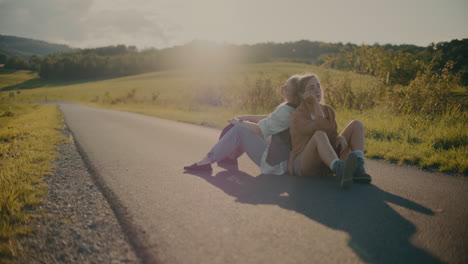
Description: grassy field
0,62,466,174
0,102,64,258
0,63,375,125
0,69,38,88
338,109,467,173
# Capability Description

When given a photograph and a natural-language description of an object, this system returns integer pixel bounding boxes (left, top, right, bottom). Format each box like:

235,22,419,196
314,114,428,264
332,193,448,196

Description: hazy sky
1,0,467,49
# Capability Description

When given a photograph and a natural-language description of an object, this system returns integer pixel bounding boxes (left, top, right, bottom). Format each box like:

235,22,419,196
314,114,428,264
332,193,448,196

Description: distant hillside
0,35,73,59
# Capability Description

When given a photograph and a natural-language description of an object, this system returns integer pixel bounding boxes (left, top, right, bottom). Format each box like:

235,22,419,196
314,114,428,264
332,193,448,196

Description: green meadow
1,63,466,174
0,68,38,88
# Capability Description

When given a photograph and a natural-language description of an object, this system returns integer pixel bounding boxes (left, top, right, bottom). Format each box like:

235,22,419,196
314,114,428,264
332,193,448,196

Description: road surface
59,103,467,264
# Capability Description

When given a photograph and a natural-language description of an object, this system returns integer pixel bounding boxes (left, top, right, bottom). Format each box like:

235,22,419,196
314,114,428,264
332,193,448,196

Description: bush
240,73,283,113
321,72,379,111
322,72,356,109
388,61,462,115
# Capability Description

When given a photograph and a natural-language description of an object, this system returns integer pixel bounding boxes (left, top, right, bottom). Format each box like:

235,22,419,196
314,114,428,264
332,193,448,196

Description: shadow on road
185,170,440,263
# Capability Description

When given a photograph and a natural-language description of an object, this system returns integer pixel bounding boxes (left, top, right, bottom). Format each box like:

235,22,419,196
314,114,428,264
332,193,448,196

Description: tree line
2,39,467,85
320,39,468,86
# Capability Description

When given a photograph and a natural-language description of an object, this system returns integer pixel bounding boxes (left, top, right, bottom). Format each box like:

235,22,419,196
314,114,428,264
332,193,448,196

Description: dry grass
336,108,467,174
0,102,64,258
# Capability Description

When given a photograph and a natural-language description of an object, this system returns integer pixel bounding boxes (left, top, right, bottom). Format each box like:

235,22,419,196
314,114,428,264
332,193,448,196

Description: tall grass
336,108,467,174
328,62,467,174
0,103,64,258
384,61,466,115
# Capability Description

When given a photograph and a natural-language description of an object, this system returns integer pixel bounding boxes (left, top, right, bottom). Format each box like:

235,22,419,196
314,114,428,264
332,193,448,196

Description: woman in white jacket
184,75,303,175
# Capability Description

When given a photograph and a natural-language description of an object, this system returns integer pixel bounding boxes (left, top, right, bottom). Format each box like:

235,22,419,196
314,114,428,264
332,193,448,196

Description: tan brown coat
288,98,338,175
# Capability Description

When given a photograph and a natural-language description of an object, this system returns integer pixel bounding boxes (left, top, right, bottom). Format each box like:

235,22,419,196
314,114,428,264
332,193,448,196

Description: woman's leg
339,120,364,158
197,124,266,166
339,120,371,183
300,131,339,176
300,131,357,189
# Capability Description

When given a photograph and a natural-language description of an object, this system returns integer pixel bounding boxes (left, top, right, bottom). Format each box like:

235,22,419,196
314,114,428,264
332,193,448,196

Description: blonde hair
280,73,322,104
300,73,322,103
298,73,320,94
281,75,301,103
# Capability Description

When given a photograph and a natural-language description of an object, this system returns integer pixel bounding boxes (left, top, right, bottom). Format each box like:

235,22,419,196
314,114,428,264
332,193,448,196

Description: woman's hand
304,95,325,118
335,135,348,157
234,115,267,123
228,118,242,125
304,94,319,104
235,115,247,122
230,118,262,135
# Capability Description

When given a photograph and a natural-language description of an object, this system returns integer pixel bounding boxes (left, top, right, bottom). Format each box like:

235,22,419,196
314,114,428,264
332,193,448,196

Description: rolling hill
0,35,73,59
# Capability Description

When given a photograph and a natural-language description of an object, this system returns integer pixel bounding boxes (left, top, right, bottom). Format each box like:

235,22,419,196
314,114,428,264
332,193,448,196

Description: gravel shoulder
12,128,141,264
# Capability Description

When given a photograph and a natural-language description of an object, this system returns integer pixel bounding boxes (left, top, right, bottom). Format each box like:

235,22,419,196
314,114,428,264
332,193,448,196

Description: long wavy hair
279,73,321,106
295,73,321,104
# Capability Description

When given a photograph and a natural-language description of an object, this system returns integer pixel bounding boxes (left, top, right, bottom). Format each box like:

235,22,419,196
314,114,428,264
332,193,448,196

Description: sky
1,0,467,49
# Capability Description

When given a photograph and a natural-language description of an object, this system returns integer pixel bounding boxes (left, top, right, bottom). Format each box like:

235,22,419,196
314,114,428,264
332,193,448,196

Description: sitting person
184,74,304,174
288,73,372,189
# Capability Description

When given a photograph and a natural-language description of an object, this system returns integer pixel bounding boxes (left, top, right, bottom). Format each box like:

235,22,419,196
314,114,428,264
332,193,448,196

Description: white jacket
258,103,296,175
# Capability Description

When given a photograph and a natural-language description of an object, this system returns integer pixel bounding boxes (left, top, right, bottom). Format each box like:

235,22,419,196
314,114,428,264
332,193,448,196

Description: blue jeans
207,124,266,166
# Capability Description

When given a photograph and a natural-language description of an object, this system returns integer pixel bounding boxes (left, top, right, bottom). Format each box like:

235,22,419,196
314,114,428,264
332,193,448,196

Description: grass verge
336,108,467,174
0,102,65,258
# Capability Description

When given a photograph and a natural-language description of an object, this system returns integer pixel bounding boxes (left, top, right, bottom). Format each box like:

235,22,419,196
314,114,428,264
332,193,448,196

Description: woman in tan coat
289,74,371,189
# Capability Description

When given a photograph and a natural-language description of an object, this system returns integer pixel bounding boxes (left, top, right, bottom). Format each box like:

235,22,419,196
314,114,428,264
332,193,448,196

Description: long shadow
185,170,440,263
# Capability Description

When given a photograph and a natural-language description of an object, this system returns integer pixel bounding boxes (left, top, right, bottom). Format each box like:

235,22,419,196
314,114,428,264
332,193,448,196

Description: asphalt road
59,103,467,264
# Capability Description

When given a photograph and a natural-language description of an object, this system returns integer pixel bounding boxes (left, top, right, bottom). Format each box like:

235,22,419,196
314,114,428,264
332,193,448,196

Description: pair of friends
184,73,371,189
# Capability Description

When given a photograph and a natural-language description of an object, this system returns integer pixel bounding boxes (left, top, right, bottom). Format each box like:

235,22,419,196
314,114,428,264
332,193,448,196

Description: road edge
61,108,160,264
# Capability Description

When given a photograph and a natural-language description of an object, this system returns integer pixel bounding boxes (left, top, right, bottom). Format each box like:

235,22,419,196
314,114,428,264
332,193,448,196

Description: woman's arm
257,105,294,138
228,118,262,135
240,121,262,135
236,115,268,123
303,96,325,119
291,113,332,136
291,97,331,136
230,106,289,136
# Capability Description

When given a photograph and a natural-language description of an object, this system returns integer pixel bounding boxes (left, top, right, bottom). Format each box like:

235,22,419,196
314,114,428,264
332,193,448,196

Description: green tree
0,53,7,64
4,56,29,70
29,55,43,71
432,39,468,85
